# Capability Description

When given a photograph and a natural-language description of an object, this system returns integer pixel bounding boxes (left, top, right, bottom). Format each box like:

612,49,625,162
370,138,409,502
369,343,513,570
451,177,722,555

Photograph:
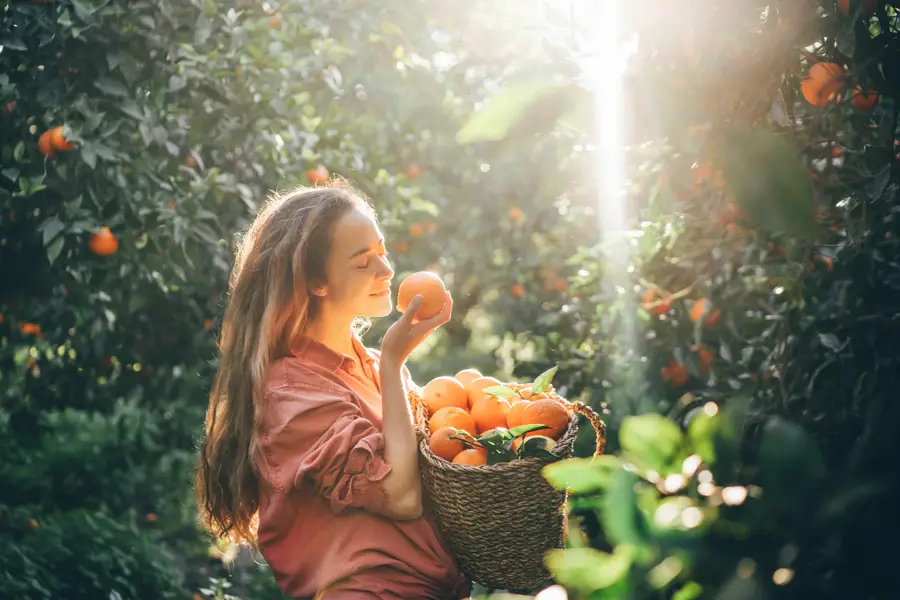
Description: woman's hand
381,292,452,367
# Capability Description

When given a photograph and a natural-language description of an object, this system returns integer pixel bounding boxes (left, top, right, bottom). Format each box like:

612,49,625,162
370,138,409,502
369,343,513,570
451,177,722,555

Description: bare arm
378,359,422,520
377,292,453,520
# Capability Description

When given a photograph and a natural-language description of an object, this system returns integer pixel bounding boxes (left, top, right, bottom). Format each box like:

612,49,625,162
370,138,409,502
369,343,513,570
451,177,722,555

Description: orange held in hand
521,399,568,440
422,376,468,413
89,227,119,256
397,271,447,319
429,406,476,435
452,447,488,466
430,426,469,461
471,396,512,434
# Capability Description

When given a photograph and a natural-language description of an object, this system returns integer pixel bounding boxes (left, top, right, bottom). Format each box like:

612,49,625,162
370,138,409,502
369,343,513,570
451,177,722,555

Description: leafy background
2,0,900,599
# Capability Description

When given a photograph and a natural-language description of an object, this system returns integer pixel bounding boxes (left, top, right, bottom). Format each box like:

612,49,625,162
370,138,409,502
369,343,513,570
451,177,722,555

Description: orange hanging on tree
661,360,688,387
801,62,845,106
48,126,75,151
89,227,119,256
850,86,880,112
306,166,329,185
690,298,720,328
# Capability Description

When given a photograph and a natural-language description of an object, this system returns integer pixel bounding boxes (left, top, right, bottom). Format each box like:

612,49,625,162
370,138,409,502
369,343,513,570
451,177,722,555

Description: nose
376,253,394,281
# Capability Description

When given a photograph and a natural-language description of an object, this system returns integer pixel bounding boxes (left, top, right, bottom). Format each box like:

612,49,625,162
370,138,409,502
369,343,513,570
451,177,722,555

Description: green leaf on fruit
507,424,551,438
532,365,559,394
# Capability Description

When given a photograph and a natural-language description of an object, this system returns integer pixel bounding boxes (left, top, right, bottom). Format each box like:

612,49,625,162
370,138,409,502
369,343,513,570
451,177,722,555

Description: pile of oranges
421,366,571,466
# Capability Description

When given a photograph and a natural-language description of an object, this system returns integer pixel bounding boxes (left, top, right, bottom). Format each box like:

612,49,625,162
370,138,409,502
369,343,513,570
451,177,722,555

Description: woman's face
316,209,395,319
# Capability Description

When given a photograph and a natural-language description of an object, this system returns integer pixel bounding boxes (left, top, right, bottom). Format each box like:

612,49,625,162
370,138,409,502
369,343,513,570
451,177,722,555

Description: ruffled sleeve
260,381,393,515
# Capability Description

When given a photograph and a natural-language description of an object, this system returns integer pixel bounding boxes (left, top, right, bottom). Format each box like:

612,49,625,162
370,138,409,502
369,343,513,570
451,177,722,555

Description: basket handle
569,400,607,457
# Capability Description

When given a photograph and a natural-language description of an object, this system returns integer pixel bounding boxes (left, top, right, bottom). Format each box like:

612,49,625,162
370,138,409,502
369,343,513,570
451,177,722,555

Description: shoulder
265,355,348,395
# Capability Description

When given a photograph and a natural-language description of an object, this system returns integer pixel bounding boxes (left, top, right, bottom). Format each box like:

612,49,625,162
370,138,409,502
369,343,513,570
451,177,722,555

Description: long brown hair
195,180,373,544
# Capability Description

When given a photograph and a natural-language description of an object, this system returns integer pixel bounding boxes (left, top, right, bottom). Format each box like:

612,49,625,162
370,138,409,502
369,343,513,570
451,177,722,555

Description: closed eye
357,249,389,269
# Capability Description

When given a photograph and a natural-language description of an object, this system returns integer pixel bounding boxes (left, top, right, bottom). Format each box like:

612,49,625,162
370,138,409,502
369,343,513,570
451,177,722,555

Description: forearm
378,359,423,519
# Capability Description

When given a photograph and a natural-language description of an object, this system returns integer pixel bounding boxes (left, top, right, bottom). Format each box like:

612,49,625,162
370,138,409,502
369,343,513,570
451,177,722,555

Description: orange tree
458,0,900,598
0,0,597,597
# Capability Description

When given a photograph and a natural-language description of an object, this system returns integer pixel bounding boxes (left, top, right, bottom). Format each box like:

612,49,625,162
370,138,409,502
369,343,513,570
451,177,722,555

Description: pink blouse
255,335,469,599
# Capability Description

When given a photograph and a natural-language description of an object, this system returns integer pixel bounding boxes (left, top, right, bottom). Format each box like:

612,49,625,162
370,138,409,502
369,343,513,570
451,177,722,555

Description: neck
305,308,356,357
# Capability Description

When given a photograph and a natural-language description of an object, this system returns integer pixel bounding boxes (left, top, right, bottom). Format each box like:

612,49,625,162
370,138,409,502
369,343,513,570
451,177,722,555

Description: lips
370,289,391,296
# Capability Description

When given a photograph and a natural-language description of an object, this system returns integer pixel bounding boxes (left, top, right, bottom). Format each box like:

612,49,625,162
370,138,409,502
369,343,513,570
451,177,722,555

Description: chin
362,296,394,318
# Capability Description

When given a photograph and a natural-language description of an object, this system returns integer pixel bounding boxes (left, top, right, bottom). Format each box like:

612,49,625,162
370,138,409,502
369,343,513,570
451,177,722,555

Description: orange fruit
801,62,845,106
409,223,425,238
19,323,41,336
392,241,409,254
406,164,422,179
396,271,447,320
850,86,879,112
837,0,876,16
508,207,524,222
89,227,119,256
471,396,512,434
521,399,569,440
642,286,672,315
270,13,281,28
661,361,689,387
38,131,55,158
429,406,476,435
454,368,483,388
691,163,724,189
464,375,503,409
422,376,468,413
430,426,468,461
690,298,720,327
511,283,525,298
48,126,75,151
452,448,487,466
693,344,714,374
506,399,530,429
306,166,329,185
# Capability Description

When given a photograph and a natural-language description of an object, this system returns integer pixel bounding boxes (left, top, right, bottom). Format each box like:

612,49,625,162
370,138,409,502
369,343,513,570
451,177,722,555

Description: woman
195,181,469,599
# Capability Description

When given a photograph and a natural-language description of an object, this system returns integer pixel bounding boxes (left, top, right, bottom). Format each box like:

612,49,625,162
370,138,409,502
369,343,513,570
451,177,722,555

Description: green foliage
0,507,183,600
458,0,900,598
4,0,900,598
542,409,885,599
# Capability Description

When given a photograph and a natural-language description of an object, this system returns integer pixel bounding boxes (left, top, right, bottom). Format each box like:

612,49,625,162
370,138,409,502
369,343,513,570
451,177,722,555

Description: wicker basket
410,388,607,591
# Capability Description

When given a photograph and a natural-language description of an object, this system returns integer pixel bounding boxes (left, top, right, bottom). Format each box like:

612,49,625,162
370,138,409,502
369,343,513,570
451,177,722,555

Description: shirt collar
291,334,375,373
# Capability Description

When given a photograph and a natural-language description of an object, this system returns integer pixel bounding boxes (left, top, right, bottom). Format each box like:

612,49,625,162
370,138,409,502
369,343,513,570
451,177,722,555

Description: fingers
416,292,453,331
400,295,424,323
